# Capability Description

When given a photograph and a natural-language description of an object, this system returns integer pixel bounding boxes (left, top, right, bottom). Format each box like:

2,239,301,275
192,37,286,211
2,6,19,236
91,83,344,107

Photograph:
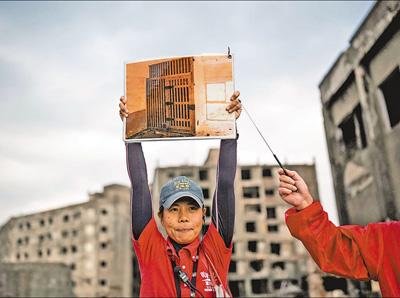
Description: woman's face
160,197,205,245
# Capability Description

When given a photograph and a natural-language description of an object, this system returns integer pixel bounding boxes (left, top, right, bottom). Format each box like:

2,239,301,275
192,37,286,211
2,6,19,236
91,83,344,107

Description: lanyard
170,251,200,297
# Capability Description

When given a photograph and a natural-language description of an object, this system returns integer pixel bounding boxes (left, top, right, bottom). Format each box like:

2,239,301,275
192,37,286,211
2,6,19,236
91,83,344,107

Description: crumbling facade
0,184,138,297
0,262,74,297
319,1,400,225
151,147,321,297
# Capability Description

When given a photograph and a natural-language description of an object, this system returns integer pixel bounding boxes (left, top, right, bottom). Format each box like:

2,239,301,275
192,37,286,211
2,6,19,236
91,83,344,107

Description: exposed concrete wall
0,223,12,262
369,31,400,86
319,1,400,224
0,262,74,297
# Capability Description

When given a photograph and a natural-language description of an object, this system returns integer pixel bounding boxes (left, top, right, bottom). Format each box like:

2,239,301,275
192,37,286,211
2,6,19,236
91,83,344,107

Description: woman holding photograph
119,91,242,297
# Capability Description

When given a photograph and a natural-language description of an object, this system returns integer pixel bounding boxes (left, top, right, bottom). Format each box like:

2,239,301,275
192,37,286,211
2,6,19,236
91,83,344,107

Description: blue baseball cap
160,176,204,209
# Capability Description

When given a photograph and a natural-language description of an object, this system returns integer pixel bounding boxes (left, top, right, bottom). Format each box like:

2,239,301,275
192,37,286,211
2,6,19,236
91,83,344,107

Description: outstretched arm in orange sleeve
278,168,383,281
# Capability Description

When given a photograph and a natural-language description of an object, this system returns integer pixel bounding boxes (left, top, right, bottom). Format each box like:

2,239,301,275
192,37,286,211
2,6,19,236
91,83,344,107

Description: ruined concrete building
319,1,400,225
0,262,74,297
0,184,139,297
151,147,321,297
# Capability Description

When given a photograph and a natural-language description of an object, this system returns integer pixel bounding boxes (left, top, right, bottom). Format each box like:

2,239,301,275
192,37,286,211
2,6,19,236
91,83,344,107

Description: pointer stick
242,105,289,176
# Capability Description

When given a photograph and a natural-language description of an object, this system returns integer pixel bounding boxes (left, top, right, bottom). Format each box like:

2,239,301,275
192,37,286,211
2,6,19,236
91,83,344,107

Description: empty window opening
229,261,237,273
273,280,283,290
205,206,211,217
270,243,281,255
245,205,261,213
251,279,269,294
272,261,285,270
39,219,45,227
100,242,108,249
199,169,208,181
100,226,108,233
322,276,349,294
246,222,256,232
380,67,400,128
339,104,367,151
301,275,309,293
71,245,78,253
265,189,275,196
243,187,260,198
101,209,108,215
268,225,279,232
63,215,69,222
266,207,277,219
250,260,264,272
61,247,68,255
202,188,210,199
248,241,257,252
241,169,251,180
99,279,107,286
262,168,272,177
100,261,107,268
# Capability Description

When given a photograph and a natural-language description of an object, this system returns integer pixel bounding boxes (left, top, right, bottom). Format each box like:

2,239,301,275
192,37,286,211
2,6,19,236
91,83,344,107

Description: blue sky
0,1,375,225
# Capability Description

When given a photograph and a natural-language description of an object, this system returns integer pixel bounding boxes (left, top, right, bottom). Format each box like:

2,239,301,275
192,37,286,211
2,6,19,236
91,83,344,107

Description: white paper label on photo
206,83,225,102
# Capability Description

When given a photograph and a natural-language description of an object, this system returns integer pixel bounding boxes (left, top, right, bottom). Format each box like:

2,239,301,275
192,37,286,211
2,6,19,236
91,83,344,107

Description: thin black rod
242,105,288,176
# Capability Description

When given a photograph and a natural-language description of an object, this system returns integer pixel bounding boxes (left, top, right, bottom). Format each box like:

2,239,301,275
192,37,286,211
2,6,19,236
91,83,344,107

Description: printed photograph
124,54,236,142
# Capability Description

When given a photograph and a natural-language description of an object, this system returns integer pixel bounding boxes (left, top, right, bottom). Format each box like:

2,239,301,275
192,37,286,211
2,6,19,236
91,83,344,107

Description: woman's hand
119,96,129,121
226,91,242,119
278,168,314,211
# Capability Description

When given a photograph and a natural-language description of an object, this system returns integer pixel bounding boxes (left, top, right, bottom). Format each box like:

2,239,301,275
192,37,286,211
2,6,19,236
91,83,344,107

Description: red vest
133,218,232,297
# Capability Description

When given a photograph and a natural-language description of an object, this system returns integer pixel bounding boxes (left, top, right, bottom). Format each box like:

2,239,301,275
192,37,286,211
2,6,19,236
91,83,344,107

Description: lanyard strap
190,256,199,297
171,259,182,298
170,252,199,297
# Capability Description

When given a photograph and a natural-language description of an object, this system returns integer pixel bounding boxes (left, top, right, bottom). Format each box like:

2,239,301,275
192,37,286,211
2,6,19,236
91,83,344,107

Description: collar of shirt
166,236,201,263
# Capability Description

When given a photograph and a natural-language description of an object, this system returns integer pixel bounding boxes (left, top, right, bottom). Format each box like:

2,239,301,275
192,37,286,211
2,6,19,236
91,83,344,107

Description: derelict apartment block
319,1,400,225
0,184,137,297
